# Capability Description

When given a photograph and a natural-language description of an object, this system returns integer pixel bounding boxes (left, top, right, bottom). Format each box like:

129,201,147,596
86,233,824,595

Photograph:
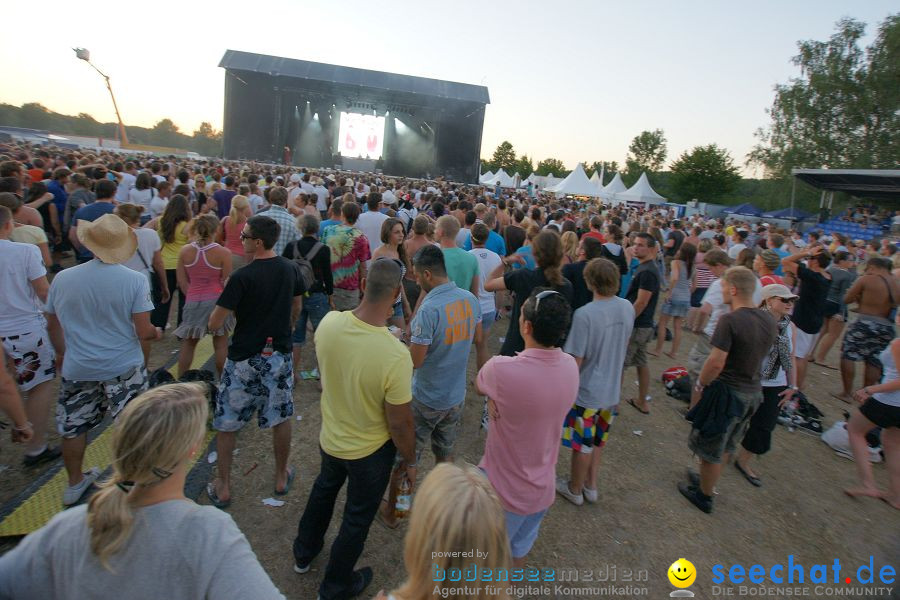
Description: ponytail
533,230,564,287
87,482,136,569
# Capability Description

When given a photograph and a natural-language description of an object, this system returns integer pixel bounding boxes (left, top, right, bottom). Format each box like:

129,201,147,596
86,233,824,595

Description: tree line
482,13,898,211
0,102,223,157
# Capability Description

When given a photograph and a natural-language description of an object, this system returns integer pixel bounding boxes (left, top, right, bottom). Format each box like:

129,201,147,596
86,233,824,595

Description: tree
488,141,517,173
514,154,533,177
625,129,668,181
669,144,742,202
535,158,567,176
586,161,618,181
749,15,900,177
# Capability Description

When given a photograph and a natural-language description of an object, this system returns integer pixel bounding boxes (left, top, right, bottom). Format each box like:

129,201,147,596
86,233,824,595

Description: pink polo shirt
478,348,579,515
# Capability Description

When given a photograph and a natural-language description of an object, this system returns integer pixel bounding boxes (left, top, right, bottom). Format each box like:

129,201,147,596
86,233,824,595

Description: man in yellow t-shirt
292,258,415,600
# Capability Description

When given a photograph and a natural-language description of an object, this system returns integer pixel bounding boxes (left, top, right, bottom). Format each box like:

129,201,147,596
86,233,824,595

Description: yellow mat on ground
0,337,215,537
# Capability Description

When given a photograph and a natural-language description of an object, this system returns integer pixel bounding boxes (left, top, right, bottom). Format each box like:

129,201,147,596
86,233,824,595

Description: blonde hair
392,463,511,600
194,175,207,195
190,214,219,242
228,195,250,223
114,203,145,226
87,383,208,570
561,231,578,263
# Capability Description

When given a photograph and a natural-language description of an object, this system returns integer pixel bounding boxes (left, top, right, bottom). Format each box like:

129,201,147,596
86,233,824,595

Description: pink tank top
224,217,245,256
185,242,225,302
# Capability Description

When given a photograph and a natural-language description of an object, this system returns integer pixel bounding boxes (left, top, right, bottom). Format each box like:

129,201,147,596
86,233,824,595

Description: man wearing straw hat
45,213,162,506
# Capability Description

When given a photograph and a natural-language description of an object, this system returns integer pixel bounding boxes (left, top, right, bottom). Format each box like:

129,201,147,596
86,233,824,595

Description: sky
1,0,895,176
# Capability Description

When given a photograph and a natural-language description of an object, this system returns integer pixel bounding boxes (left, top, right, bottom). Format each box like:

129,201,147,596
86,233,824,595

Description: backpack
665,374,692,402
290,241,323,291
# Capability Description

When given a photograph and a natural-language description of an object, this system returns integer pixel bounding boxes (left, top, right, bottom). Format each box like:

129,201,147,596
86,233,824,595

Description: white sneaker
583,486,598,504
63,467,102,506
555,477,584,506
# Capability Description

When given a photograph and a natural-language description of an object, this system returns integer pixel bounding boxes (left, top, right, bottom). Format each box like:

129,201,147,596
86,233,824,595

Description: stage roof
792,168,900,201
219,50,490,105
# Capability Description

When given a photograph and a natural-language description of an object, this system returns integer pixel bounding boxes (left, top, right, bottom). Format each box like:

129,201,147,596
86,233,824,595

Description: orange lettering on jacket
443,299,475,345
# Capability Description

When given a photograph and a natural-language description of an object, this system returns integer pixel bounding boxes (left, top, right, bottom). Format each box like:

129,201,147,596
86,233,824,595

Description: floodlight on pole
73,48,129,145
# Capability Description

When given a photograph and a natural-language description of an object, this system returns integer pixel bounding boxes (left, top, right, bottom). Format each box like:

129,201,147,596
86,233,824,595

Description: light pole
73,48,129,145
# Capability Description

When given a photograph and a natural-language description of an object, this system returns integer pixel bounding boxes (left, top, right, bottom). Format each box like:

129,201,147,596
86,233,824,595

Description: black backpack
290,241,323,291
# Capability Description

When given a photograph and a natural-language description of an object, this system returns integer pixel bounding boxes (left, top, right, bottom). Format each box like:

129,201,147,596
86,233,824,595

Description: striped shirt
695,252,716,288
262,205,301,256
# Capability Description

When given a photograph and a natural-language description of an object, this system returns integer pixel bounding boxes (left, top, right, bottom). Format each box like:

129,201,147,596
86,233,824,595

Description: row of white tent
479,164,666,205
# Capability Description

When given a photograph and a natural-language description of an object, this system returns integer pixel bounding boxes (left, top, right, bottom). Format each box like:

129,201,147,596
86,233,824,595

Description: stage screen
337,111,385,159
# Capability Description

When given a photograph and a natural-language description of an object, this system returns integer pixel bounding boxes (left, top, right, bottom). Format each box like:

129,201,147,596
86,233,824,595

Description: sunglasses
776,297,796,304
239,231,256,241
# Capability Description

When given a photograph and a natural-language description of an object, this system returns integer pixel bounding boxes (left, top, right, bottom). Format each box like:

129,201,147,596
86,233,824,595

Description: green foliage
669,144,742,202
535,158,568,177
749,15,900,177
513,154,533,177
624,129,667,185
487,141,518,173
0,102,223,156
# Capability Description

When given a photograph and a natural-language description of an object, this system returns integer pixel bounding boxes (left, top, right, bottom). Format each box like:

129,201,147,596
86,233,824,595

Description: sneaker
293,560,311,574
678,481,713,513
555,477,584,506
22,445,61,467
686,468,718,495
583,486,598,504
63,467,102,506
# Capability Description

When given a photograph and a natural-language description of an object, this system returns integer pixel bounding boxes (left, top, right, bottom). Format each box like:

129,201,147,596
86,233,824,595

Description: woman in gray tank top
650,242,697,359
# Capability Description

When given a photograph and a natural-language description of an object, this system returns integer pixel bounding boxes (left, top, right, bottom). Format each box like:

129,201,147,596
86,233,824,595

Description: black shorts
823,300,841,319
859,397,900,429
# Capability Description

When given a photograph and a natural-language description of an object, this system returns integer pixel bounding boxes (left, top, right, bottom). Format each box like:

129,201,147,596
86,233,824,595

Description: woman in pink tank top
175,214,234,376
217,195,251,270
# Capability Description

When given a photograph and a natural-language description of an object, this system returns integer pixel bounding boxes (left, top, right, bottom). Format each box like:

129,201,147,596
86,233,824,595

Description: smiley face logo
668,558,696,588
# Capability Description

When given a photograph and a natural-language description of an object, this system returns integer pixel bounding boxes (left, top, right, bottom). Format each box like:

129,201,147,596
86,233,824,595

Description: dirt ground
1,307,898,599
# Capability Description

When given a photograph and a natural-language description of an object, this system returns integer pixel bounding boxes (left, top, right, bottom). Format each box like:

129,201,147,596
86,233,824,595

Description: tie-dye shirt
322,224,371,291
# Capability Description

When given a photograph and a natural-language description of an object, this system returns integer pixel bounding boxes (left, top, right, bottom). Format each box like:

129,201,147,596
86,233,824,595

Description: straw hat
76,214,137,264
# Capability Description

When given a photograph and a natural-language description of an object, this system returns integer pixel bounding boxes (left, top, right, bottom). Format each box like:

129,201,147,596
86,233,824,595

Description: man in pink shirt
477,288,578,567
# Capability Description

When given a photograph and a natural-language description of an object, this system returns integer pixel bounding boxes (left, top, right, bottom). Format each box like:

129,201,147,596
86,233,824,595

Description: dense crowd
0,143,898,599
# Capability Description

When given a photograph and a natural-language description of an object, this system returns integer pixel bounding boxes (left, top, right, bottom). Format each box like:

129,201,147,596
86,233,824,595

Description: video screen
337,111,385,159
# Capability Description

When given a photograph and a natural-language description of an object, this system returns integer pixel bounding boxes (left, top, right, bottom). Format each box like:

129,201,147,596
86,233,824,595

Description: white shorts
1,328,56,392
793,329,820,360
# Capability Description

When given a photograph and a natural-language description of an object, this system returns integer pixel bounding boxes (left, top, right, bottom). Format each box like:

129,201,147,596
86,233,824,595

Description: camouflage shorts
213,351,294,432
57,366,149,438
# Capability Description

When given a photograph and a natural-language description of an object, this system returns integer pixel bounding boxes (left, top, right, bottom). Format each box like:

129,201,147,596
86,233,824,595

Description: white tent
483,168,515,188
512,172,523,188
545,163,603,197
612,172,666,205
589,170,601,184
600,172,627,200
478,170,494,184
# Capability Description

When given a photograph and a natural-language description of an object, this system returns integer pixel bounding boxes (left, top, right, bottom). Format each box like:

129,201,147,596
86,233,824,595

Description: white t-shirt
0,240,46,335
128,188,154,212
468,247,503,313
761,322,793,387
455,227,470,248
701,279,763,338
727,243,747,259
149,195,168,218
357,210,389,254
122,228,162,280
248,194,265,214
313,186,328,212
115,172,137,203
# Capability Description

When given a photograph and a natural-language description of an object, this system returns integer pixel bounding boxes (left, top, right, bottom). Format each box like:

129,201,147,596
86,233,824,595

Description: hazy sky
1,0,895,175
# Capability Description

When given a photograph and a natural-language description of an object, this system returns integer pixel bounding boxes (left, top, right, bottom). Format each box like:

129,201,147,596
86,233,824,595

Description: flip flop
627,399,650,415
735,462,762,487
830,392,853,404
376,499,400,530
814,361,838,370
206,482,231,509
274,467,295,496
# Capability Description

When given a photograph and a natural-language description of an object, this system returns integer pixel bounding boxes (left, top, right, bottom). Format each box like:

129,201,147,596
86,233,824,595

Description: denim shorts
292,292,330,345
480,311,496,336
214,351,294,431
505,508,548,558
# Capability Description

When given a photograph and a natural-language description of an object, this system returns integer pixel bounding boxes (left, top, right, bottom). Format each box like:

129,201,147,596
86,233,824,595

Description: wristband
14,421,33,432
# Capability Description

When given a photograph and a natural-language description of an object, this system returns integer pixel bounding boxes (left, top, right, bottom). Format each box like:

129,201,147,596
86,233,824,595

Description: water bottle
394,477,411,519
261,337,274,357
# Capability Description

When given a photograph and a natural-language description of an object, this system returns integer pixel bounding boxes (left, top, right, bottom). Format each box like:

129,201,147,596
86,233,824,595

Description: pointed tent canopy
612,172,666,205
590,170,601,183
479,170,494,184
483,168,515,188
545,163,603,197
600,172,628,199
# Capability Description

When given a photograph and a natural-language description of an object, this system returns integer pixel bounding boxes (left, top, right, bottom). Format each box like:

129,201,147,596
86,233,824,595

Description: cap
760,284,799,301
289,174,301,183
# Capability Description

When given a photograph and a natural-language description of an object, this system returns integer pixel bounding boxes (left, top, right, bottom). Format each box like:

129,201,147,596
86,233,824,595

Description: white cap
289,173,301,183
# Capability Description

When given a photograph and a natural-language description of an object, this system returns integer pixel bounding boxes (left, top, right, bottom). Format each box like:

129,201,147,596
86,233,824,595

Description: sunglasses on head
534,289,560,312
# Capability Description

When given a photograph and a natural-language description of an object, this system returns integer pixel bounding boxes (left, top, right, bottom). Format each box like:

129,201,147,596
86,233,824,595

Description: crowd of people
0,142,898,599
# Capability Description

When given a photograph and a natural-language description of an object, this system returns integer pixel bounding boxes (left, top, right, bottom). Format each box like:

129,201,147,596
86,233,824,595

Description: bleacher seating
816,218,886,240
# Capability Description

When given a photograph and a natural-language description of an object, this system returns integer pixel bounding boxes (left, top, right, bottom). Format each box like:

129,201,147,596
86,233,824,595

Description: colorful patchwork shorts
562,405,617,453
214,351,294,431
